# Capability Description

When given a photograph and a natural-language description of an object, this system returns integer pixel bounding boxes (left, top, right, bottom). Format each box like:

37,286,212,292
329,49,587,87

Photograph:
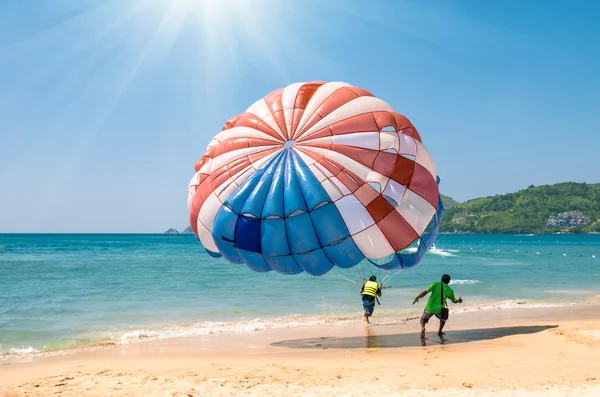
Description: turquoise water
1,234,599,357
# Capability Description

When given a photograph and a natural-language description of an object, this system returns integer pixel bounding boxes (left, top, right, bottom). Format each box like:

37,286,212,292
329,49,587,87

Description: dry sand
1,305,599,396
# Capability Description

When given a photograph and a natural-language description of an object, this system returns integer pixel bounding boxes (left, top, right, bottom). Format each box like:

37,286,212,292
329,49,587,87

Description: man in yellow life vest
360,275,382,323
412,274,463,339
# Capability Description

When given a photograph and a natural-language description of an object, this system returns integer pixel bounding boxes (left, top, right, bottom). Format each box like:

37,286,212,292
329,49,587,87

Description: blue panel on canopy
293,249,334,276
234,215,262,253
226,153,282,214
212,206,243,263
214,241,243,264
237,250,272,273
260,218,290,256
264,255,303,275
283,153,307,217
240,155,283,218
290,151,330,210
213,205,238,242
322,237,363,268
309,203,350,246
205,249,222,258
261,151,287,219
285,213,321,254
371,253,403,270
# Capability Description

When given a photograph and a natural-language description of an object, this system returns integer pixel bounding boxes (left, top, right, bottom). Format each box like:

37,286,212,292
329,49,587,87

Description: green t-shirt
424,282,456,314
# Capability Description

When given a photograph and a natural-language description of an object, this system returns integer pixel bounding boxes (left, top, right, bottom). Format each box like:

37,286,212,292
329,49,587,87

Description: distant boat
413,240,438,252
430,243,438,251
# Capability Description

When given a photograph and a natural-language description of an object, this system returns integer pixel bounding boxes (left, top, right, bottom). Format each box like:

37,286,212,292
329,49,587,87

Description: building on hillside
546,211,590,228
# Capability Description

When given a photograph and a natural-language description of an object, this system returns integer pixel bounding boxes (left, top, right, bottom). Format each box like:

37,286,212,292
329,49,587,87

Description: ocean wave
2,346,41,355
404,247,456,257
457,300,576,313
544,290,599,295
449,279,480,285
112,315,358,345
0,315,356,360
428,248,455,257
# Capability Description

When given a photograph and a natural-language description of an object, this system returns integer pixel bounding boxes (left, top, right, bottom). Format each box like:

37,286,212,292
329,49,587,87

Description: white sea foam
544,289,599,295
6,346,40,355
111,315,353,345
456,300,576,313
404,245,456,257
449,279,480,285
428,247,455,257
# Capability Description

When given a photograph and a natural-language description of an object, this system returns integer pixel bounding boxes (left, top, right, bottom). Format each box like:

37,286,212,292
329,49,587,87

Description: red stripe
213,138,278,158
328,144,379,169
264,88,289,140
408,163,439,208
372,111,421,143
354,183,380,206
226,157,251,179
248,147,279,166
222,114,244,131
299,147,366,195
372,151,398,177
297,111,421,143
296,87,374,138
366,195,395,223
210,171,231,192
291,82,326,137
223,112,283,141
194,155,210,172
335,171,360,193
298,113,378,142
214,138,250,157
378,209,419,250
300,144,436,206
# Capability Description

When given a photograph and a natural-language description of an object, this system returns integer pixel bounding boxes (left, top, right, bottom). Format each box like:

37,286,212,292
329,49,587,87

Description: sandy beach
1,303,599,396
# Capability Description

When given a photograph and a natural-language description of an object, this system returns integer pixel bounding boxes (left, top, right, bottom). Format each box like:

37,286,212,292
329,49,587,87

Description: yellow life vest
362,281,379,297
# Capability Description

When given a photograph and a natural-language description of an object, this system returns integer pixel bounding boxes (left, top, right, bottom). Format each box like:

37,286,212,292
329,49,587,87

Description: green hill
440,182,600,234
441,194,459,209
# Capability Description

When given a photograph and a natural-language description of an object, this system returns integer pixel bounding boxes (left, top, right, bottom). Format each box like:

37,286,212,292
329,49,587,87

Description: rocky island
164,226,194,234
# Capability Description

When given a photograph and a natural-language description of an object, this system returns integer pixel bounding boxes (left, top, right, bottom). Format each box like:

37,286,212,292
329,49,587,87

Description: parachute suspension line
381,269,394,286
382,270,402,287
385,283,428,289
365,260,376,280
355,267,367,283
324,274,361,284
382,270,397,286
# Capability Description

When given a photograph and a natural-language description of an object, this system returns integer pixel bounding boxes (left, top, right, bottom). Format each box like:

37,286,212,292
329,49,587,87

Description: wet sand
1,304,600,396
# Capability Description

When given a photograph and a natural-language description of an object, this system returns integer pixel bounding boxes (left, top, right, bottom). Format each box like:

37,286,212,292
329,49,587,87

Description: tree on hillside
440,183,600,234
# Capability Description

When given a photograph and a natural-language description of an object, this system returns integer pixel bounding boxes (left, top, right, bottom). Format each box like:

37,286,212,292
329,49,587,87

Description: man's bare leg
438,320,446,336
420,315,427,339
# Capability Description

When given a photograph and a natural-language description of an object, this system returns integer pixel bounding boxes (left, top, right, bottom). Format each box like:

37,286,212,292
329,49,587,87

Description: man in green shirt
412,274,463,338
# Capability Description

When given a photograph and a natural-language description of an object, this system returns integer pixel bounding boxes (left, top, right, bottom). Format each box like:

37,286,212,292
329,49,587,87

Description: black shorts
422,311,447,323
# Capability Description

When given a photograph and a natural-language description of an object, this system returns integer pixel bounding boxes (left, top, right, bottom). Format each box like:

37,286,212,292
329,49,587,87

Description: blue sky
0,0,599,233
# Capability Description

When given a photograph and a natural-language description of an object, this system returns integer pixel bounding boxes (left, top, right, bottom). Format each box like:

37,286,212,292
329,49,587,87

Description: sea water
1,234,598,357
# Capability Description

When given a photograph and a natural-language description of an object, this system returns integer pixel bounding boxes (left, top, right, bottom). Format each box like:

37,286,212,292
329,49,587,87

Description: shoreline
2,295,596,362
1,304,600,396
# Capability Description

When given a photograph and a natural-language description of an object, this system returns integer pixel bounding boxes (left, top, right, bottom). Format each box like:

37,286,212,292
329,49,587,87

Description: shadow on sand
271,325,558,349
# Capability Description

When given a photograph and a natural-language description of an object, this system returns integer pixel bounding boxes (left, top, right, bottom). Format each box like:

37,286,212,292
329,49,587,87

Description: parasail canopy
188,81,444,276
